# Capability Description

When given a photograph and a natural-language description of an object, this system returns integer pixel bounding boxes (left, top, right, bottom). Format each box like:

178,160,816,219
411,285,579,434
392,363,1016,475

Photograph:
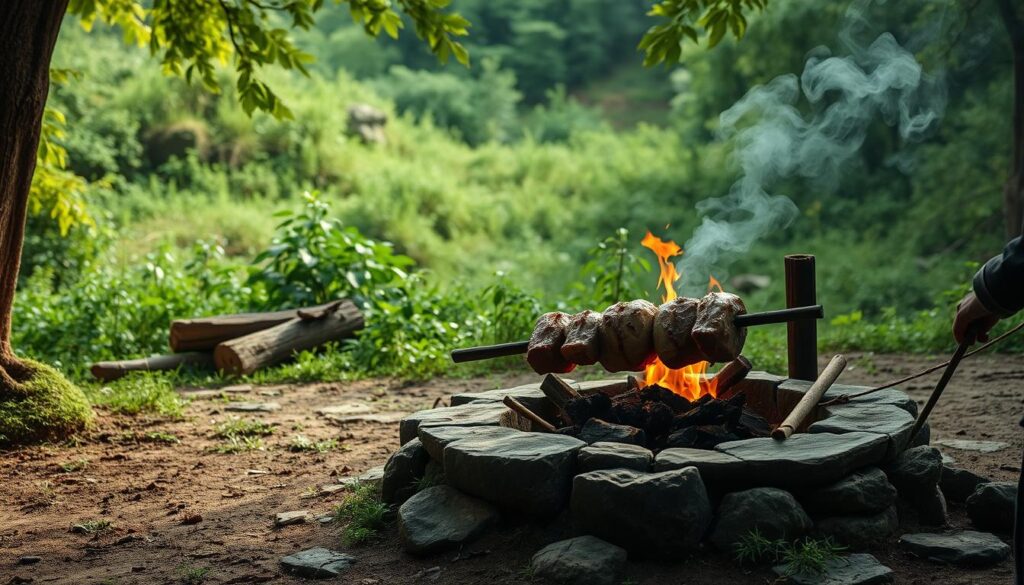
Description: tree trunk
0,2,69,388
999,0,1024,240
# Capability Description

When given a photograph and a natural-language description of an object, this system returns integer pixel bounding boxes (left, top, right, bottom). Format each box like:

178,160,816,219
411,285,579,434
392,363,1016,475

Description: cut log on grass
213,302,365,375
90,352,215,382
169,301,350,352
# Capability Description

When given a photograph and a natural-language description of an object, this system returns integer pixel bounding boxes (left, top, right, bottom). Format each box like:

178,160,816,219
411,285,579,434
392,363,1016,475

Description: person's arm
954,225,1024,344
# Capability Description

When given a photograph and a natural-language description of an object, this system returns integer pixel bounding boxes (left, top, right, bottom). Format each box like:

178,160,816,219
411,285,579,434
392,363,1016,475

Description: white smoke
677,6,947,293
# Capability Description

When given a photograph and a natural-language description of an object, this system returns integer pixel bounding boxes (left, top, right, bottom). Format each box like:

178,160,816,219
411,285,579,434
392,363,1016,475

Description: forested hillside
16,0,1020,378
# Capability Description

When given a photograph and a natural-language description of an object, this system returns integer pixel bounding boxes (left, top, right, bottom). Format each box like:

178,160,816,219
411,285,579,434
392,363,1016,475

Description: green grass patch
59,458,89,472
214,418,275,439
288,434,340,453
211,435,264,454
734,529,846,576
178,565,210,585
0,359,93,445
334,482,389,545
84,375,183,417
72,519,112,534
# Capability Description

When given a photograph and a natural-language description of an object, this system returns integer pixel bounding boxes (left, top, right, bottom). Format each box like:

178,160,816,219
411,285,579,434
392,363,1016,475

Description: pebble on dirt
274,510,310,527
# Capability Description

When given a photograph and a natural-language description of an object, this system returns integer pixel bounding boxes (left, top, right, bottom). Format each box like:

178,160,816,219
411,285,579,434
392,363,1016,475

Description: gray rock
773,553,893,585
274,510,310,527
966,482,1017,533
799,468,896,516
810,404,914,458
397,486,499,555
933,439,1009,453
421,460,446,489
899,531,1010,567
882,446,942,494
530,536,627,585
417,425,522,462
654,448,746,483
578,418,646,446
814,507,898,549
450,384,557,419
400,403,510,445
715,432,888,488
780,379,917,417
444,431,584,517
382,438,430,504
710,487,811,550
280,547,356,578
915,485,948,527
224,401,280,412
571,467,711,557
578,442,652,472
339,465,385,488
940,466,990,503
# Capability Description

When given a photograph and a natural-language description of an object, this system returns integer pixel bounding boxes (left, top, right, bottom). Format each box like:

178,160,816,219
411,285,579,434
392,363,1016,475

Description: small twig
503,396,557,433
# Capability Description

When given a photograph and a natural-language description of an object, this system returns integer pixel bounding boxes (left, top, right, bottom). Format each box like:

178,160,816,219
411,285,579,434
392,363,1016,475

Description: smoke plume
677,3,947,293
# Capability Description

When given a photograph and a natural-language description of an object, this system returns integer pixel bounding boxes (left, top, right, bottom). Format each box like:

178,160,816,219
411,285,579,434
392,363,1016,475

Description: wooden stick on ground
771,354,848,441
90,352,214,382
539,373,581,410
503,396,557,433
713,355,753,394
169,301,347,352
214,302,364,376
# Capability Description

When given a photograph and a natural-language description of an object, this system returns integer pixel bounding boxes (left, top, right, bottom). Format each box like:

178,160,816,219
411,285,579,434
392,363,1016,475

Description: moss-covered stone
0,359,93,445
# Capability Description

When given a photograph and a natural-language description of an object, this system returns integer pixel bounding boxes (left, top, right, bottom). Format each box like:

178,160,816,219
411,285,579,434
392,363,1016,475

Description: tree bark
998,0,1024,240
169,301,345,352
0,1,69,388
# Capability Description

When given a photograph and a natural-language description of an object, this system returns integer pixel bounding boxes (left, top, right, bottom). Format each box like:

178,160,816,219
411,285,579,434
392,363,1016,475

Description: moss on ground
0,359,93,445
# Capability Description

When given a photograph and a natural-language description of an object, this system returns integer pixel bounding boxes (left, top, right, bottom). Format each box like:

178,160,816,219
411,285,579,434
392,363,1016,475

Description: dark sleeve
973,234,1024,317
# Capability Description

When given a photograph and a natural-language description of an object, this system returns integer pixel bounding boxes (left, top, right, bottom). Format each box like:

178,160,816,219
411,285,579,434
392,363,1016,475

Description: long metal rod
450,304,823,364
908,329,976,442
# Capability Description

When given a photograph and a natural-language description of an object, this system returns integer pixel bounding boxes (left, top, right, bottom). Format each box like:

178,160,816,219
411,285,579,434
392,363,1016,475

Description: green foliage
248,192,413,309
570,228,653,308
334,482,390,545
84,376,183,416
640,0,768,65
734,529,845,576
0,360,93,445
288,434,340,452
213,435,265,454
215,418,276,439
72,519,113,534
178,565,210,585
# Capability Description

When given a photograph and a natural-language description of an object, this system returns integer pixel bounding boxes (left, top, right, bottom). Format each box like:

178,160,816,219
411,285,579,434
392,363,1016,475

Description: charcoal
673,399,742,429
565,393,613,426
638,384,692,413
556,426,581,436
642,401,674,438
665,425,740,450
738,409,770,438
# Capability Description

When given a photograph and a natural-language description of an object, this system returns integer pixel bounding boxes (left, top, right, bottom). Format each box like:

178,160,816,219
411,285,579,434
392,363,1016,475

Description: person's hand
953,292,1000,344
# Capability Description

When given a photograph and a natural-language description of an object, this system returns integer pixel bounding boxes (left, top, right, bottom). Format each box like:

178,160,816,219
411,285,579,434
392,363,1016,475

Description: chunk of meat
527,312,575,374
692,292,747,363
653,297,707,368
560,310,602,365
598,300,658,372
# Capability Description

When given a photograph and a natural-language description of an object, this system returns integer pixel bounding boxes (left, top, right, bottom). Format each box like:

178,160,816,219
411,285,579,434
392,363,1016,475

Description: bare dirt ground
2,353,1023,585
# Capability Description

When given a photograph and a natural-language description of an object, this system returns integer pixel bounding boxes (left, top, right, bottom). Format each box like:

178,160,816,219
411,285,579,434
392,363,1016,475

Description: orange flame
640,231,719,401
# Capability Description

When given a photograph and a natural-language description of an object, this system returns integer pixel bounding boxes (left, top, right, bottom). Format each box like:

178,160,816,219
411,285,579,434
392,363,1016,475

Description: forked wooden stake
503,396,557,433
772,354,848,440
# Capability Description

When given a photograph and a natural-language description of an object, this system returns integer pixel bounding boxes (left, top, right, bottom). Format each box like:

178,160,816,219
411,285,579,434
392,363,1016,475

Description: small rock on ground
224,401,280,413
941,465,991,503
799,467,896,516
530,536,627,585
933,439,1009,453
710,487,811,550
382,438,430,504
773,553,893,585
340,465,385,488
899,531,1010,567
882,446,942,495
280,547,356,578
966,482,1017,533
274,510,309,527
398,486,499,555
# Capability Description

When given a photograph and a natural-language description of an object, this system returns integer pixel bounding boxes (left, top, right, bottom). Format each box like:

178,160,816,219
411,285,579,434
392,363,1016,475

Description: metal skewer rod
908,326,978,444
450,304,823,364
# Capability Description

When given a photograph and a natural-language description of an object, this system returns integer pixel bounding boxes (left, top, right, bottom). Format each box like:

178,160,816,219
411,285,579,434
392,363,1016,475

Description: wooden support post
785,254,818,381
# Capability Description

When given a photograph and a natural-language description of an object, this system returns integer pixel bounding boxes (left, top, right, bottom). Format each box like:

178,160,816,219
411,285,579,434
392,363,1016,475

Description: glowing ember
640,231,719,401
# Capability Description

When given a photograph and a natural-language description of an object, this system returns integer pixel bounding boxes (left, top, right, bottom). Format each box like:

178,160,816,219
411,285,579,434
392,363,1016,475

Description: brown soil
2,354,1022,585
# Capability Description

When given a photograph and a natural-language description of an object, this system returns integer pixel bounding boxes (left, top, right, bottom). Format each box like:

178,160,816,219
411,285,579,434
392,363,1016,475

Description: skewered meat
560,309,602,365
691,292,747,362
527,312,575,374
653,297,707,368
598,300,658,372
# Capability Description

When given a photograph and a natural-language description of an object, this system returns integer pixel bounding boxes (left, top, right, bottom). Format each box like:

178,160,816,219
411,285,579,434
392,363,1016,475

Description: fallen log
169,301,347,352
213,302,365,375
90,352,214,382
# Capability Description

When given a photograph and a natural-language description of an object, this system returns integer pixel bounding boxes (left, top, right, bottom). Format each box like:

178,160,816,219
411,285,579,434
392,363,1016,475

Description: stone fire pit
374,371,999,581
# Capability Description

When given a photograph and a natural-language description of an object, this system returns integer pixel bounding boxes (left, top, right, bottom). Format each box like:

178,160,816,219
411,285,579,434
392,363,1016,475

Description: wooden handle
771,354,848,440
450,306,824,364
